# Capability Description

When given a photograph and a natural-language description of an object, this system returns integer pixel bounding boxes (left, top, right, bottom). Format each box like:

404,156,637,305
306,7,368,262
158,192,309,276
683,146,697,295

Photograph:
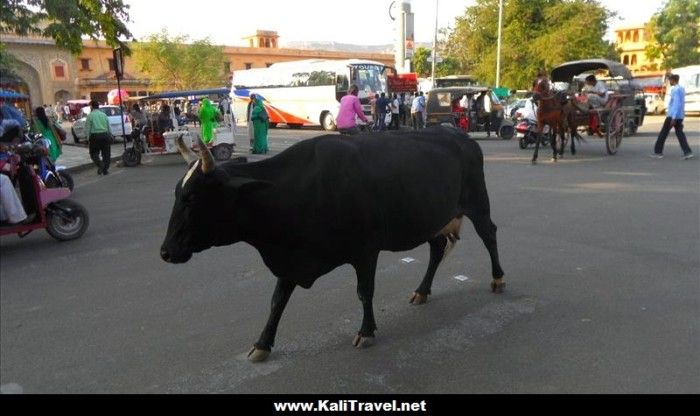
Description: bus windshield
351,64,386,97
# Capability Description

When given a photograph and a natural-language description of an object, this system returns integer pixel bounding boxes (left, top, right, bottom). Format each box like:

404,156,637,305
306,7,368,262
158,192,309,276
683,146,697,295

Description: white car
71,105,132,143
644,93,665,115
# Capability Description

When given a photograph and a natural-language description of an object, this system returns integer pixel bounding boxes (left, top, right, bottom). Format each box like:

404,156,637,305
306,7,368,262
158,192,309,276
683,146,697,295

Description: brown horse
531,78,568,164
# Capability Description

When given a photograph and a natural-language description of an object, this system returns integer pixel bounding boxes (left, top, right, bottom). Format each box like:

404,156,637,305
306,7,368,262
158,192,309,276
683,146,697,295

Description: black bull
160,126,505,362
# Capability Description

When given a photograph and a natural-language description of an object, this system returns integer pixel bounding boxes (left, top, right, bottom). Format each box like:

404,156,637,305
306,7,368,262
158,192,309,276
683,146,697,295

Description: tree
411,47,432,77
411,46,463,78
0,0,133,55
442,0,617,89
0,43,20,78
133,30,226,91
645,0,700,68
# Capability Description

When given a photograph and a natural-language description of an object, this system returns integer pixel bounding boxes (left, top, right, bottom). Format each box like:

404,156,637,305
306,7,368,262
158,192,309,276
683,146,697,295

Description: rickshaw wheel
605,108,625,155
499,124,514,140
122,147,142,167
212,144,232,161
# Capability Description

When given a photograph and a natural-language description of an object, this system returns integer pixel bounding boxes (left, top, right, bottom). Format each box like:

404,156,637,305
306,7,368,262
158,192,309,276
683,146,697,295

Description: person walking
32,106,62,163
405,93,415,127
390,93,400,130
247,94,256,150
335,84,368,135
411,91,425,129
198,99,218,145
375,92,389,131
370,93,379,127
651,74,694,160
250,94,269,154
399,93,407,126
84,100,113,175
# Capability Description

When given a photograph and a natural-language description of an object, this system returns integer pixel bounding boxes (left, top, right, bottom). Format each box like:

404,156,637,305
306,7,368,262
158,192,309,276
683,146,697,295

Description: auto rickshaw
425,86,514,140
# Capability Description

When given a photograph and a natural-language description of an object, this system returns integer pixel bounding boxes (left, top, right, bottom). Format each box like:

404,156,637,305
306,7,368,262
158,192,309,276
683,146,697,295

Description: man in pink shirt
335,85,368,135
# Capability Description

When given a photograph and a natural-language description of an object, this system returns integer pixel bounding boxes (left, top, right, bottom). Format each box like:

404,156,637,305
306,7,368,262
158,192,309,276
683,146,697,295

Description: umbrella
107,88,129,105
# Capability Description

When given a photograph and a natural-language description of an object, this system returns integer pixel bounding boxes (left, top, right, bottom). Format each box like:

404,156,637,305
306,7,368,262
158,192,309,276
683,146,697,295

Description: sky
124,0,665,46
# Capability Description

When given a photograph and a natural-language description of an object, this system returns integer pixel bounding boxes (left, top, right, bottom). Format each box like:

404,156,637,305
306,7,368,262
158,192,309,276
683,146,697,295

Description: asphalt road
1,116,698,394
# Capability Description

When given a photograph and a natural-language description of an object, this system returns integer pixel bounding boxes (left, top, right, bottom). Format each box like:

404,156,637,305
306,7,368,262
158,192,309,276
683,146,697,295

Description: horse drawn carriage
551,59,646,155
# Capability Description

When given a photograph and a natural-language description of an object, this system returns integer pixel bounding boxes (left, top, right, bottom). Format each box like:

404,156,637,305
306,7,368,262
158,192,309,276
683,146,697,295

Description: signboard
388,73,418,93
113,47,124,79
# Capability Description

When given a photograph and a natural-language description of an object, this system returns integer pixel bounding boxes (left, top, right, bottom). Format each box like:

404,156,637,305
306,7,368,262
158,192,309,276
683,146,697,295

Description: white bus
665,65,700,114
230,59,389,130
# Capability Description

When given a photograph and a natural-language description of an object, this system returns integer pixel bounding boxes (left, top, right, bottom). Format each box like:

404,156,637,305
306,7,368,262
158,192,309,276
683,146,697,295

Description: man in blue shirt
651,74,694,159
375,92,390,131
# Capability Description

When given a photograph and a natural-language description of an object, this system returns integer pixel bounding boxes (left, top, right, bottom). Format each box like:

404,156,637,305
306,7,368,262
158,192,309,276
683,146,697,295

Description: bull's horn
176,136,197,164
197,138,215,174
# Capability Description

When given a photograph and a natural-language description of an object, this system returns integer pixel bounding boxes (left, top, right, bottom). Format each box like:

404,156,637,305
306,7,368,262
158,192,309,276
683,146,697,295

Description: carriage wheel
605,108,625,155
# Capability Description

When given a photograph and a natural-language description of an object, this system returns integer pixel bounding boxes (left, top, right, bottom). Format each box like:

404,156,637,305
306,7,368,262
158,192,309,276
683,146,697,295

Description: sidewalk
59,142,126,173
58,126,252,173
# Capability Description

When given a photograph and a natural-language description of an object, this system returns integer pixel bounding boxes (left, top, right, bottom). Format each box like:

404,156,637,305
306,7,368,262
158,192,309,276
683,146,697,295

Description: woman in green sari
250,94,269,154
198,99,219,145
33,106,62,162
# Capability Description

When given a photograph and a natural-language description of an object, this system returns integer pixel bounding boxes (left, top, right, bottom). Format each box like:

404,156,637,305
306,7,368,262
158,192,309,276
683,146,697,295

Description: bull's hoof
409,292,428,305
551,157,558,162
491,278,506,294
352,334,375,349
247,346,271,362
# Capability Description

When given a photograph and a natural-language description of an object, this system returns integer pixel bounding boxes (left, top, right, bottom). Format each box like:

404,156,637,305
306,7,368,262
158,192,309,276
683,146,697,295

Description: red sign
388,73,418,93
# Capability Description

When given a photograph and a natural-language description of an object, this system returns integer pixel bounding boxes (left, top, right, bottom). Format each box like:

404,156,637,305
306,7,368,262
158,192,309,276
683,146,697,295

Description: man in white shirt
390,94,400,130
582,75,608,108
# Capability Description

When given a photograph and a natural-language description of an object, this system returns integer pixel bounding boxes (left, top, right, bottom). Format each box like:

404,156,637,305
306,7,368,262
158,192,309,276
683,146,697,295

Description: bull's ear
226,177,272,194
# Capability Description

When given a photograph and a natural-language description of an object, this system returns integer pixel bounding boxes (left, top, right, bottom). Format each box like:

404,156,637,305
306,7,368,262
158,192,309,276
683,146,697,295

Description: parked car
71,105,132,143
644,93,665,115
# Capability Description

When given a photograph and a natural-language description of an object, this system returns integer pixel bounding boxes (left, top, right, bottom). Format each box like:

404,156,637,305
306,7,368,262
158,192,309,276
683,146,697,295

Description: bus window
308,71,335,86
336,74,349,92
352,64,385,95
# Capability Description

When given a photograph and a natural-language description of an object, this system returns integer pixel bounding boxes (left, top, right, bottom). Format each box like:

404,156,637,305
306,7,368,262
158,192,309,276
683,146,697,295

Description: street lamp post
431,0,439,88
496,0,504,88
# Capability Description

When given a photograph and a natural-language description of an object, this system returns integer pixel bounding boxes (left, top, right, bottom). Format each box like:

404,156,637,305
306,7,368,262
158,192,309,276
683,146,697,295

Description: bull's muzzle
160,247,192,264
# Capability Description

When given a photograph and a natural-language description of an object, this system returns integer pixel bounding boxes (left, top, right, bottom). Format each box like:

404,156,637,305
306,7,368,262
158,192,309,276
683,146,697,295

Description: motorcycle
514,110,550,150
0,141,89,241
25,132,74,191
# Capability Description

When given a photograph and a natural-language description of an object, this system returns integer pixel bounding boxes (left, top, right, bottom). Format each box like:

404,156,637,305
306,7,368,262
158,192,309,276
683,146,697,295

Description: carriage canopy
551,59,633,83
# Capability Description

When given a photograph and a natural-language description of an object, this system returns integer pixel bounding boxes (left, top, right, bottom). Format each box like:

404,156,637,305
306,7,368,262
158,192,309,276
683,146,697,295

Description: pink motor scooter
0,142,89,241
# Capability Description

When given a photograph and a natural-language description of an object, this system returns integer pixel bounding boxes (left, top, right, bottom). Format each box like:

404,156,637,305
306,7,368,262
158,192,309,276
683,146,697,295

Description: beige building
613,25,664,79
2,30,393,109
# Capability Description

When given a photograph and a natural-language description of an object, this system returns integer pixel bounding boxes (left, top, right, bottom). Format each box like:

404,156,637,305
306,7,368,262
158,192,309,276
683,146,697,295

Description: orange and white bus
230,59,389,130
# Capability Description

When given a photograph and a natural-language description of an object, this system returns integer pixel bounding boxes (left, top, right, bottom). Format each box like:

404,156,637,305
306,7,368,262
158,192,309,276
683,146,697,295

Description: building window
54,64,65,78
623,55,629,65
108,58,116,71
245,63,252,70
80,58,91,71
633,31,639,42
631,54,637,65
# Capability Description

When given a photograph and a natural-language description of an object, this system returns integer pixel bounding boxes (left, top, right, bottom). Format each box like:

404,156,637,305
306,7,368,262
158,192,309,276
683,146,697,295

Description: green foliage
133,29,226,91
645,0,700,68
0,44,19,77
442,0,617,89
0,0,133,55
411,47,465,78
411,47,432,77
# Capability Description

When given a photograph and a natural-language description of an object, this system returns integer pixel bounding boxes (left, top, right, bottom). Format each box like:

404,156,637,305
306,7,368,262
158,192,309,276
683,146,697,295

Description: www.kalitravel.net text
273,399,428,412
